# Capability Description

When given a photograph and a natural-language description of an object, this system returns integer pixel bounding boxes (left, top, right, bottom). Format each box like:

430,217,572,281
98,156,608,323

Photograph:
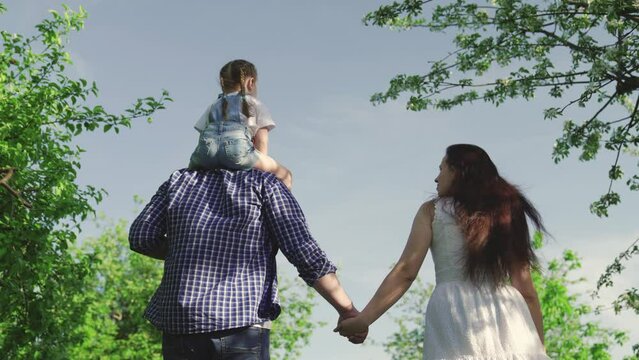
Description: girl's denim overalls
189,96,258,170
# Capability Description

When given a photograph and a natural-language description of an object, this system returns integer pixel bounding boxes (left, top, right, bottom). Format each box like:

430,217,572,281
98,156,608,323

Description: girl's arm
335,201,434,336
510,263,544,345
253,128,269,155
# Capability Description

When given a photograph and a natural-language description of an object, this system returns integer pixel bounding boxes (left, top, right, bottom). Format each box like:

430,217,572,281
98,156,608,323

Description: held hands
334,310,369,344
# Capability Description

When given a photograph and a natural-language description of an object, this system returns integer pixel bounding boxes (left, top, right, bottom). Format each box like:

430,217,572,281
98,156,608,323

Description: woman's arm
335,201,434,336
253,128,269,155
510,263,544,345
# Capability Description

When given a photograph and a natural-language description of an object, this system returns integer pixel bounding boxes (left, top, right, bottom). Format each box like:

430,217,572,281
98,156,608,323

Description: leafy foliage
365,0,639,216
270,277,325,360
593,236,639,336
382,278,434,360
0,4,170,358
534,248,631,359
69,217,164,360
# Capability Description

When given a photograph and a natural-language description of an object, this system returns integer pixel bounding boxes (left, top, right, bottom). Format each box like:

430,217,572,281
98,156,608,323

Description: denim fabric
189,121,259,171
162,327,270,360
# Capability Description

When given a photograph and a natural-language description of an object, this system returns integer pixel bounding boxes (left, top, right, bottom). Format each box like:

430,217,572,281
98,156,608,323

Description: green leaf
609,165,623,180
590,192,621,217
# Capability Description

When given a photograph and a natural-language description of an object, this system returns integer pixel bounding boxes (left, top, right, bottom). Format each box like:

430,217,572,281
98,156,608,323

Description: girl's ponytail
220,77,228,121
218,59,257,121
239,68,250,118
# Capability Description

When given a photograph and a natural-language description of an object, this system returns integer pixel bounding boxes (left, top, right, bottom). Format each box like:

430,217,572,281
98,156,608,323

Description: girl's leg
254,152,293,190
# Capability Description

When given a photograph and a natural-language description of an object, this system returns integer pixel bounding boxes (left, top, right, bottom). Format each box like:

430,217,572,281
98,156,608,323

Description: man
129,168,364,359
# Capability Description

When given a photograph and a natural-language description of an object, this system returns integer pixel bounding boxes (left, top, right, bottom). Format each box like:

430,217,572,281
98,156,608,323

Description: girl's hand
334,316,369,337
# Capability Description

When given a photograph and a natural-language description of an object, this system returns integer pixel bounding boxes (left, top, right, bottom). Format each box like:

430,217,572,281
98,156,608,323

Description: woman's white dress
423,198,549,360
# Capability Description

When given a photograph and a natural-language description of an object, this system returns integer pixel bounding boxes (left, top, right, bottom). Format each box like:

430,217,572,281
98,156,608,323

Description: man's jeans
162,327,270,360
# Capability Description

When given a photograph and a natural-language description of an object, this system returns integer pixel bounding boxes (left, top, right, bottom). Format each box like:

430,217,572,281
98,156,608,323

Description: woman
335,144,549,359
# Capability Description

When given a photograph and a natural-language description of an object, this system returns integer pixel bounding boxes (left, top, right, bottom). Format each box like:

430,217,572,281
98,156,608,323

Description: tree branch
0,168,33,209
625,94,639,132
534,27,599,56
605,115,633,125
575,91,619,136
440,78,593,89
560,79,616,113
594,236,639,295
601,95,639,198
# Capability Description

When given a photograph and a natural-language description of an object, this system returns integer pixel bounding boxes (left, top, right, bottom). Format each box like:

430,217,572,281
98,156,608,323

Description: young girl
189,59,293,189
335,144,549,360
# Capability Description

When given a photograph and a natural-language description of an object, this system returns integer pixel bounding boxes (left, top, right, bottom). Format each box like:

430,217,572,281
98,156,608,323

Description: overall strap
208,93,225,126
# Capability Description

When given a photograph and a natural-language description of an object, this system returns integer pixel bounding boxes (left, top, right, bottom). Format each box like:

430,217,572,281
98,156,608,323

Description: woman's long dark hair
444,144,545,286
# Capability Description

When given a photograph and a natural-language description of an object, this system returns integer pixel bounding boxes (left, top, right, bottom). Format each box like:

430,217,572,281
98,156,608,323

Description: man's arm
313,273,367,344
129,180,169,260
262,178,336,286
262,178,365,342
312,273,355,316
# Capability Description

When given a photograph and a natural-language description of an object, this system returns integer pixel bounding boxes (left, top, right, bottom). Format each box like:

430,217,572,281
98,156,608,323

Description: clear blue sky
4,1,638,358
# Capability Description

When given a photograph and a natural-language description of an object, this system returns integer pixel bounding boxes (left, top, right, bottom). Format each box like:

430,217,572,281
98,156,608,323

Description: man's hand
336,308,368,344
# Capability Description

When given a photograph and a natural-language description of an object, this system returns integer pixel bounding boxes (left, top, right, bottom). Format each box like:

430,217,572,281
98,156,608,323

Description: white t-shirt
193,92,275,137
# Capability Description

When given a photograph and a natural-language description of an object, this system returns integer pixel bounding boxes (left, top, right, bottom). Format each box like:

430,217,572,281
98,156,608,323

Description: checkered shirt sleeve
128,169,336,334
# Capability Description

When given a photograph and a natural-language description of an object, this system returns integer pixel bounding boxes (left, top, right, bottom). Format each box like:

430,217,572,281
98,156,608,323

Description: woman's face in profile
435,156,455,197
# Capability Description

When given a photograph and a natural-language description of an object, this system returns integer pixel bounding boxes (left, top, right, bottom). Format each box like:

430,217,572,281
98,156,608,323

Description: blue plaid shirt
129,169,337,334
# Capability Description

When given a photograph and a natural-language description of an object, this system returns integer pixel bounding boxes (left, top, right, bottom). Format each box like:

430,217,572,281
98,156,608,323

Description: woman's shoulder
418,200,436,221
421,197,451,212
429,197,457,223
